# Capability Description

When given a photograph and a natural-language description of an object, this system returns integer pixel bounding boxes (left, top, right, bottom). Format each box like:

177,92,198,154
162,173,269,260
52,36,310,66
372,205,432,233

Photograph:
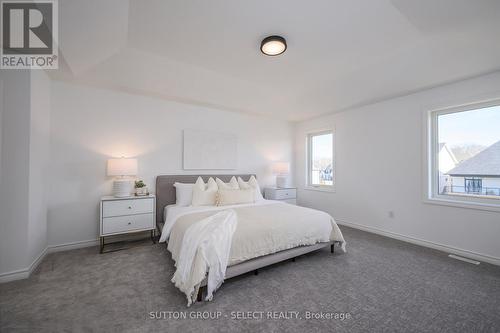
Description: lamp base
112,179,133,197
276,175,288,188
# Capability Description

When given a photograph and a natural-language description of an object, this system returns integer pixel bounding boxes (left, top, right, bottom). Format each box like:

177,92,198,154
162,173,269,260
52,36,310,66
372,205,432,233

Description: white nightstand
99,194,156,253
264,187,297,205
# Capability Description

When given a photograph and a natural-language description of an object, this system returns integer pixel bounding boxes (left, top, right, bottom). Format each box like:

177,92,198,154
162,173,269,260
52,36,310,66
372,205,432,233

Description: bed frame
155,174,336,301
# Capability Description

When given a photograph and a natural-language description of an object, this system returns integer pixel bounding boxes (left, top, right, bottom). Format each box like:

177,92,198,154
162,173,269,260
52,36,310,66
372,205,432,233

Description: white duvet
159,200,346,266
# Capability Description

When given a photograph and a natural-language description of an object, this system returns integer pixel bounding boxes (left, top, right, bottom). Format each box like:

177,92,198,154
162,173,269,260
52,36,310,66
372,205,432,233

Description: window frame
306,129,335,192
425,99,500,212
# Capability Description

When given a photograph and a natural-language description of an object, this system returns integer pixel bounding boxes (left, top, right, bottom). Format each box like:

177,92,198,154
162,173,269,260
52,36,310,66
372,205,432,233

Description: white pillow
192,177,218,206
237,176,264,201
216,188,254,206
215,176,239,190
174,182,194,207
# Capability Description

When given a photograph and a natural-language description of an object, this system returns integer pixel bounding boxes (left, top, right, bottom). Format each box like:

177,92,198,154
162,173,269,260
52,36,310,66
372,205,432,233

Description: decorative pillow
237,175,264,201
174,182,194,207
216,188,254,206
191,177,218,206
215,176,239,190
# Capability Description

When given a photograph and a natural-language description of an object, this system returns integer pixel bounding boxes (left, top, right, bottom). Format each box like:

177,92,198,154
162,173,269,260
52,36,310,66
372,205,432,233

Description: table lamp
272,162,290,188
107,158,138,197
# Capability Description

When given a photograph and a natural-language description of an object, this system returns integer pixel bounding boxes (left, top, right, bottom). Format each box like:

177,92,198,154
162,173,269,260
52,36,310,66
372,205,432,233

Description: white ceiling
53,0,500,121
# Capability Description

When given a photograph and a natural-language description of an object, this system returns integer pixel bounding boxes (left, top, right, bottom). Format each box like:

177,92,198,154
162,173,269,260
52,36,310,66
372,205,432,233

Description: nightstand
264,187,297,205
99,195,156,253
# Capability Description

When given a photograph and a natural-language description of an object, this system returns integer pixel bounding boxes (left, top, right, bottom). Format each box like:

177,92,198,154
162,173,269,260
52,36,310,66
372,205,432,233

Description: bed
156,174,346,303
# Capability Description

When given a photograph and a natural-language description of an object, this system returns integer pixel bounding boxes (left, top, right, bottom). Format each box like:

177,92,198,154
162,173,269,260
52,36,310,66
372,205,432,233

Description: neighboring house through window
447,142,500,196
307,130,334,190
438,143,458,195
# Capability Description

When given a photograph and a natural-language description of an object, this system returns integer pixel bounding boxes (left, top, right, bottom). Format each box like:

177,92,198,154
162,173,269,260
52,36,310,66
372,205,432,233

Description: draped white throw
171,209,238,306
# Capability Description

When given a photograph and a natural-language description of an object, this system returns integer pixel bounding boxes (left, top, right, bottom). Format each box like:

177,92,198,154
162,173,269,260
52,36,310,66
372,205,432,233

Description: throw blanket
171,209,237,306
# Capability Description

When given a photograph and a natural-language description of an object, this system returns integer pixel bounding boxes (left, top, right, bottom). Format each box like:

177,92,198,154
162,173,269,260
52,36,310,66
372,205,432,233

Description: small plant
135,180,146,188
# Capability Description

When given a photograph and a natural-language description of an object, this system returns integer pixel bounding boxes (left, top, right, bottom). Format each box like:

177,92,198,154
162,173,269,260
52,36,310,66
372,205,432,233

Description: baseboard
0,267,30,283
336,219,500,266
0,239,98,283
0,246,48,283
47,238,99,253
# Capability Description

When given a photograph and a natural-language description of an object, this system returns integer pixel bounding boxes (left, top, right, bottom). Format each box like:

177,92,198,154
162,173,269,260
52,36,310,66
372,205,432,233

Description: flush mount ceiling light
260,35,287,56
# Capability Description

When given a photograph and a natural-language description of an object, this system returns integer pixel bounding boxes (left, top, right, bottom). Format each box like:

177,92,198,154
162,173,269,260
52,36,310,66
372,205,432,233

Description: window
428,100,500,209
307,130,334,190
464,178,482,194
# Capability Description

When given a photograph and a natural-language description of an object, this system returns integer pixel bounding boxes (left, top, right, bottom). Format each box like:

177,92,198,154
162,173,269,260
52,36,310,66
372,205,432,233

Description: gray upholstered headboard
155,174,255,224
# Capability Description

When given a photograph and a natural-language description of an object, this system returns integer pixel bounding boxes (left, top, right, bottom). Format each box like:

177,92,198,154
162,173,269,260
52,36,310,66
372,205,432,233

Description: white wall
0,78,3,176
47,81,294,246
0,70,51,280
0,79,3,177
295,71,500,263
0,71,32,275
27,71,51,265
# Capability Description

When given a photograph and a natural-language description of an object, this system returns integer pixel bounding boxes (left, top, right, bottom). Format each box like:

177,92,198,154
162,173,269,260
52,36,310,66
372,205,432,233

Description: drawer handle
128,206,132,209
128,222,132,225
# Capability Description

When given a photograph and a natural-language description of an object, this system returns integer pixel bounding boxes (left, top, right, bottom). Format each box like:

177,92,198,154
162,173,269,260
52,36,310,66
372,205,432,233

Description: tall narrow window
428,101,500,208
307,131,334,189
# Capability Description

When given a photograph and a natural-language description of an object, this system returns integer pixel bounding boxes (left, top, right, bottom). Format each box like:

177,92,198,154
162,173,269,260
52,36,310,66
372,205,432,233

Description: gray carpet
1,227,499,333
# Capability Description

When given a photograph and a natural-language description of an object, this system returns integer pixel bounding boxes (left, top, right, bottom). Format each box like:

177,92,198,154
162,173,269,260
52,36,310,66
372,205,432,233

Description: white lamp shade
107,158,138,176
272,162,290,175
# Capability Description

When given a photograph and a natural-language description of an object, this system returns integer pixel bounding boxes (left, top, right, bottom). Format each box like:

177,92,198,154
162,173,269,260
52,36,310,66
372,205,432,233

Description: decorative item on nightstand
272,162,290,188
107,158,138,197
134,180,149,196
264,186,297,205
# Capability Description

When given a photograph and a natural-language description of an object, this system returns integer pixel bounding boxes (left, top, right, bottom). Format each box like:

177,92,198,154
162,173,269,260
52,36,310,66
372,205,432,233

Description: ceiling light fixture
260,35,287,56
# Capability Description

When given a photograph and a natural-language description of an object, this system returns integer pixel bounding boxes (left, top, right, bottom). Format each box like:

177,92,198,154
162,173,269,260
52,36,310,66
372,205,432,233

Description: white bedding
159,200,346,266
159,200,277,243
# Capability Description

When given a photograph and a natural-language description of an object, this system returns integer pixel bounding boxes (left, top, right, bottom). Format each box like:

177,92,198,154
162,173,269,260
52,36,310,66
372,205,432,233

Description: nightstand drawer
102,213,154,235
273,188,296,200
102,198,154,217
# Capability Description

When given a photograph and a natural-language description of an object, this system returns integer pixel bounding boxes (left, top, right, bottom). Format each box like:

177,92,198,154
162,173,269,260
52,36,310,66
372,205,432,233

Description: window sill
424,196,500,213
304,186,336,193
